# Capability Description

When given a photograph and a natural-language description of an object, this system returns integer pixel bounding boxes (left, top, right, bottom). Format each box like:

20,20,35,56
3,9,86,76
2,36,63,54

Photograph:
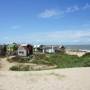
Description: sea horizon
65,45,90,50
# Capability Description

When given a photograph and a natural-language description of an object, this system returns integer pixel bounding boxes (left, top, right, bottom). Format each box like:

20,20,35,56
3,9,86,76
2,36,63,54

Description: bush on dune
10,64,30,71
8,53,90,71
32,53,90,68
7,56,31,63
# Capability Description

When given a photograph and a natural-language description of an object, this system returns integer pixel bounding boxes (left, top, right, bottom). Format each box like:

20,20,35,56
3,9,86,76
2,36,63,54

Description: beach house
18,44,33,57
0,45,6,56
39,45,65,54
6,43,18,55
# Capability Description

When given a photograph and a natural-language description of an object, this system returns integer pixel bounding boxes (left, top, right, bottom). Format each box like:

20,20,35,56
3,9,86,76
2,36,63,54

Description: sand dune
0,67,90,90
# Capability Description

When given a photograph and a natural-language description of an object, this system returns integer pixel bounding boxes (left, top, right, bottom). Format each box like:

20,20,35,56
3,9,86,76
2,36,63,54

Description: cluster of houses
34,45,65,53
0,43,65,57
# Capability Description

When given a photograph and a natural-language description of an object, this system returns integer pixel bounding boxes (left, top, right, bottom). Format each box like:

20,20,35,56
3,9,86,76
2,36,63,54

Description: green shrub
10,65,20,71
9,53,90,70
32,53,90,68
10,64,30,71
82,53,90,57
34,54,46,60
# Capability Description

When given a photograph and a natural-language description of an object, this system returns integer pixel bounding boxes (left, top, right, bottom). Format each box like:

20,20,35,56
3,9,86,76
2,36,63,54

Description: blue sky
0,0,90,45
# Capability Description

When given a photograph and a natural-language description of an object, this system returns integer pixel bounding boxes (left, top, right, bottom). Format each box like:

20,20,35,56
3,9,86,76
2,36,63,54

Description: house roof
34,45,40,48
21,44,27,46
18,44,33,51
40,45,62,49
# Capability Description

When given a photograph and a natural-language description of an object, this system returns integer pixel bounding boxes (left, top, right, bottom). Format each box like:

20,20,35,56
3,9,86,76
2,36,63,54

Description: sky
0,0,90,45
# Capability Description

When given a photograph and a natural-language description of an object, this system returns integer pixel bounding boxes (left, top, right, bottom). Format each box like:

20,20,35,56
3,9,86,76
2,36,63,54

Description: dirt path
0,57,56,71
0,57,15,71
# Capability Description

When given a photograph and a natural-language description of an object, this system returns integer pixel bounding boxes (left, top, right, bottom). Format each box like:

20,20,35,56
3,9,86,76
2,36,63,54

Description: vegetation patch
10,64,30,71
31,53,90,68
8,53,90,71
7,56,32,63
10,64,56,71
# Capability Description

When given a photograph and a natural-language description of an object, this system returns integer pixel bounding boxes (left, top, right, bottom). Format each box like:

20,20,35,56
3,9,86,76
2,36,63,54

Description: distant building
6,43,18,55
55,45,65,53
42,45,55,53
39,45,65,54
0,45,7,56
33,45,41,52
18,44,33,57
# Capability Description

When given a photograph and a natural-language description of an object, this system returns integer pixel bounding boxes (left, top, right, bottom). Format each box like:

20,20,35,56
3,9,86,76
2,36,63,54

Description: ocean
65,45,90,50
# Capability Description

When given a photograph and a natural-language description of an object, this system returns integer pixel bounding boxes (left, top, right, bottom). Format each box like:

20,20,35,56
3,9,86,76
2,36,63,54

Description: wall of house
0,45,6,56
18,47,27,56
45,49,55,53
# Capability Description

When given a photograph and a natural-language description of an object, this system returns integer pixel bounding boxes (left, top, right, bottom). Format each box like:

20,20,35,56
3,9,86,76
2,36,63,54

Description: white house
18,44,33,57
42,45,56,53
44,46,55,53
18,46,27,56
41,45,65,54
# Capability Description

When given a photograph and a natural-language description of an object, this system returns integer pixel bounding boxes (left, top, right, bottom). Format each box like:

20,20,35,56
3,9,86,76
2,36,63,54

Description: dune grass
31,53,90,68
9,53,90,71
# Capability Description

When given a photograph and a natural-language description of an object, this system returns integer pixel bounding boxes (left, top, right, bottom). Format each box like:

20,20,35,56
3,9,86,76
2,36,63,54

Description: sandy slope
0,67,90,90
0,57,15,71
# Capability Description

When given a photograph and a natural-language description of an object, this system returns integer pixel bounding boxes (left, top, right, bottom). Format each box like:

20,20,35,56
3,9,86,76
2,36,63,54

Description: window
19,51,24,54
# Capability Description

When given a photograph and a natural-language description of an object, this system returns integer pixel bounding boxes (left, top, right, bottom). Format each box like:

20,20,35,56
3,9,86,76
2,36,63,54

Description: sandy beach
65,49,86,57
0,67,90,90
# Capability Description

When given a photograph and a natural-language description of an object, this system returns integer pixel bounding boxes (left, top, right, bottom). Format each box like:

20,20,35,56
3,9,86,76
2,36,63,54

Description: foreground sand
0,67,90,90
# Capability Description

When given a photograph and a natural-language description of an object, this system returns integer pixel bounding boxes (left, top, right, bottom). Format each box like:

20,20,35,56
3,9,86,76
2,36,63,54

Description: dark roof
0,45,6,49
20,44,33,50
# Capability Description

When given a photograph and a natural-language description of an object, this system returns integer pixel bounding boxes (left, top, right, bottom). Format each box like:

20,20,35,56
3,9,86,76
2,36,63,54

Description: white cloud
66,5,79,13
83,3,90,10
11,30,90,44
39,9,61,18
2,29,90,44
38,3,90,18
65,3,90,14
